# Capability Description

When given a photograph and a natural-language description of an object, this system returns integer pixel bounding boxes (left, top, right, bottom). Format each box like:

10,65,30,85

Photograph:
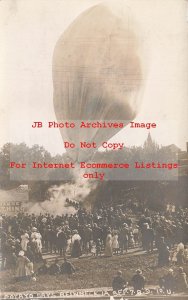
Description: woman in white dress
104,232,113,257
31,227,38,240
35,232,42,253
112,232,119,254
33,231,42,261
21,233,29,252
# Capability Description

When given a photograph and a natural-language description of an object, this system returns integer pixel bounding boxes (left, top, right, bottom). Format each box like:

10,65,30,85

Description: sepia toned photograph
0,0,188,299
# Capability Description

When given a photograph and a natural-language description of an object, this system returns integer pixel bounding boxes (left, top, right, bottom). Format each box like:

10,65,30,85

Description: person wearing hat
159,269,175,293
57,228,67,257
184,245,188,263
175,267,188,292
82,224,93,253
92,223,103,243
131,269,145,294
112,271,126,292
142,224,154,253
61,258,75,276
176,248,185,265
37,259,50,275
48,258,61,275
46,226,57,254
118,224,129,254
43,225,51,252
158,237,170,267
15,251,31,281
71,230,82,258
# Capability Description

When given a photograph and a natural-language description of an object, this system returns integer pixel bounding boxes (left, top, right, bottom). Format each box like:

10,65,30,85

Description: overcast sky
0,0,188,155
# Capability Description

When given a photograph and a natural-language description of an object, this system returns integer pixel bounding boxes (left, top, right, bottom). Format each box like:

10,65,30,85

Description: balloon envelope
53,1,144,162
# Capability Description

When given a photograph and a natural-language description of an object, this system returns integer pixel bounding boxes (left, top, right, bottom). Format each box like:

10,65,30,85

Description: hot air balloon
53,1,145,162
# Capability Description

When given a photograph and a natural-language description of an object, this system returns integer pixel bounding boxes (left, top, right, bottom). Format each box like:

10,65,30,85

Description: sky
0,0,188,155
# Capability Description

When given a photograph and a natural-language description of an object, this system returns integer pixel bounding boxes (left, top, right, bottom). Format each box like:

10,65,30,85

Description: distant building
143,133,188,177
143,132,159,152
0,187,28,215
162,144,180,153
178,142,188,176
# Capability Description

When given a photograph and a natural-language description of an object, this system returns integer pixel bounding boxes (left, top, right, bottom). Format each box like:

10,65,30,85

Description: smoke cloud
27,168,97,215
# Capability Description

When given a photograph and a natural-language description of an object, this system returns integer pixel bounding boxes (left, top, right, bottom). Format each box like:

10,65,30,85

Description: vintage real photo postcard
0,0,188,299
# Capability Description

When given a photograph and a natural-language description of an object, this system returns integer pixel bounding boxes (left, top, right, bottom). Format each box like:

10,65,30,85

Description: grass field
1,250,188,293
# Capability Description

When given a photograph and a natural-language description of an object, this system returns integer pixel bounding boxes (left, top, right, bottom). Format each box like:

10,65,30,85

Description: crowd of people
0,204,188,292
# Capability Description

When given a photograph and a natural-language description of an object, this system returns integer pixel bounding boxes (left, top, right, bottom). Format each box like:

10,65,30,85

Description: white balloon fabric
53,1,144,162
